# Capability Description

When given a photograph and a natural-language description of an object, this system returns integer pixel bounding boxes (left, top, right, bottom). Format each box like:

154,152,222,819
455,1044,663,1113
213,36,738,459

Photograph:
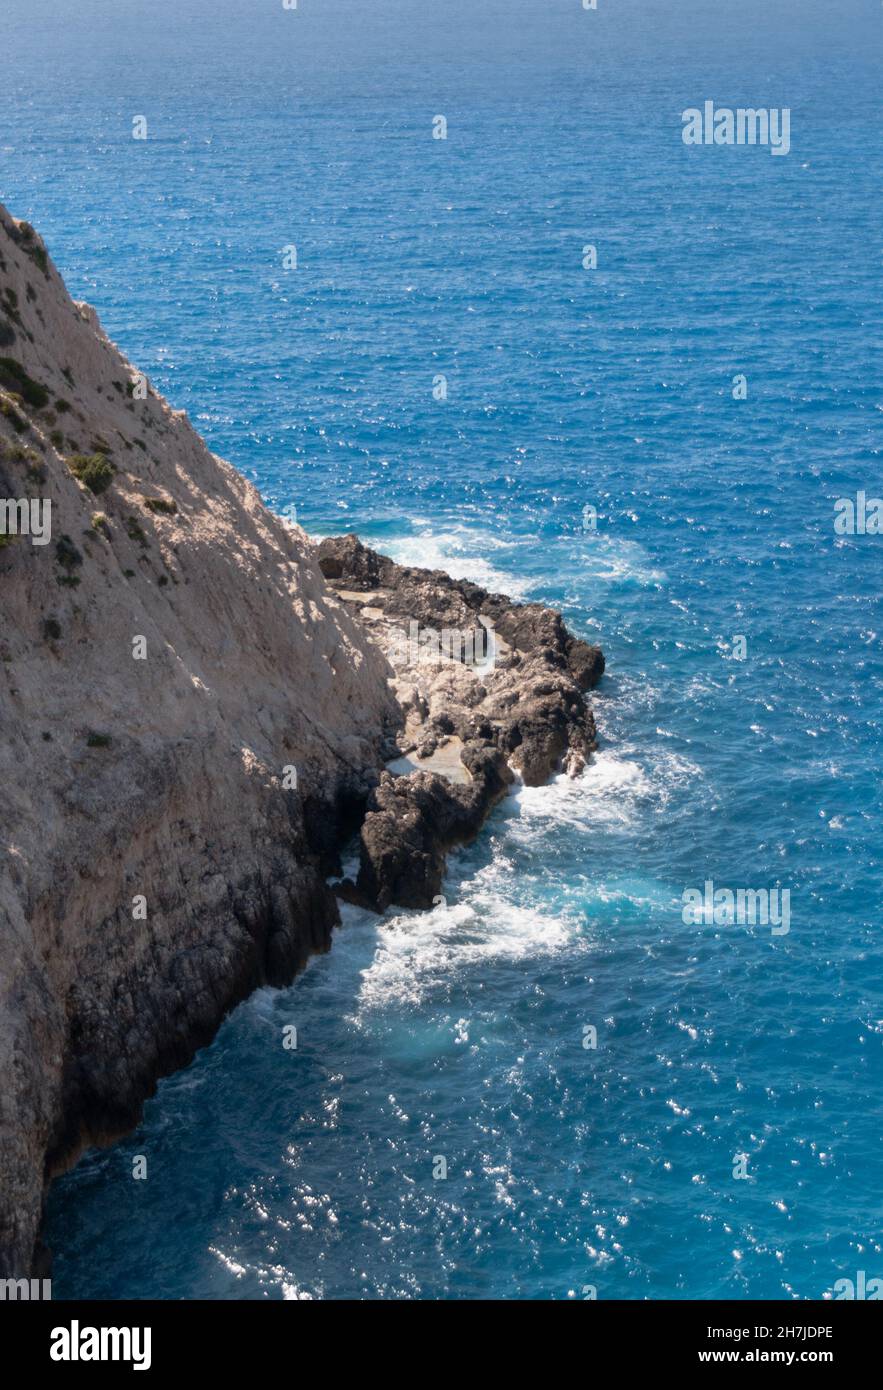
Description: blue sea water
4,0,882,1298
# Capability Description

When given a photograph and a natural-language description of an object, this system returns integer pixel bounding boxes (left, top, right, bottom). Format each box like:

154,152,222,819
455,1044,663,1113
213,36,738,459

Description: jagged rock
318,533,604,691
318,534,604,909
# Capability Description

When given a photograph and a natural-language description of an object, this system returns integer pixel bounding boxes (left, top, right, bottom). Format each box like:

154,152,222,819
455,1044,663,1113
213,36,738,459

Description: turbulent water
4,0,882,1298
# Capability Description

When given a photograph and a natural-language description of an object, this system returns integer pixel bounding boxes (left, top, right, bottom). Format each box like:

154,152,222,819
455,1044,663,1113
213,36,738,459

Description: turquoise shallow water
3,0,882,1297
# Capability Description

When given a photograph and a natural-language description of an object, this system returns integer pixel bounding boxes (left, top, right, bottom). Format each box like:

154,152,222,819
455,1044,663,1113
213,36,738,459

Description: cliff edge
0,204,399,1274
0,205,603,1277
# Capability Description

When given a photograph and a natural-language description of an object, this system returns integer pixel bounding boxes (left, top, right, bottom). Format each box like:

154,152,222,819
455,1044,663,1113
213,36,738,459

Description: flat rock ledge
317,534,605,912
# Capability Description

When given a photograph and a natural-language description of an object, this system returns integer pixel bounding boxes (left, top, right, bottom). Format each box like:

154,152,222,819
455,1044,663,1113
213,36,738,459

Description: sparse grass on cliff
2,287,22,327
0,356,49,409
125,515,149,548
0,441,42,474
142,495,177,515
0,396,28,433
16,222,50,278
55,534,83,587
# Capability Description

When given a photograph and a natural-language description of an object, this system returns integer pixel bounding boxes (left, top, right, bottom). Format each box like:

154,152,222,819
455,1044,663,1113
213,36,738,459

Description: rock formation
317,534,603,910
0,204,603,1277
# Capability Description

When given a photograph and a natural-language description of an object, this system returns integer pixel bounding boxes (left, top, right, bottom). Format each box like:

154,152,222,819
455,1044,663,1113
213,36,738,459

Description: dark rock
321,534,605,912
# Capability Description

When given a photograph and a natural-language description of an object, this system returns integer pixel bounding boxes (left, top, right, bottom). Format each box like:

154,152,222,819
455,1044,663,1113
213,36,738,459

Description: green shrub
86,731,111,748
43,617,61,641
0,357,49,409
125,515,149,548
16,223,49,276
2,288,21,326
68,452,115,494
55,534,83,571
142,495,177,515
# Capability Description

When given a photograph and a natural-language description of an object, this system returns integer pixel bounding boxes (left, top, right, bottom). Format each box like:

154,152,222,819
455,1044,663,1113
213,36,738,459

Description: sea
2,0,881,1299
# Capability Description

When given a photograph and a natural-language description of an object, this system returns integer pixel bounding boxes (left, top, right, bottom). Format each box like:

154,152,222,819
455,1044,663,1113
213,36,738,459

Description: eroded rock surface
318,534,604,910
0,205,398,1275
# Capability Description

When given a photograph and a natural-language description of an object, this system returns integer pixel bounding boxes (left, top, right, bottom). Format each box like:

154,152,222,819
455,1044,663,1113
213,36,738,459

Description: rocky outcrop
317,534,604,909
0,206,604,1278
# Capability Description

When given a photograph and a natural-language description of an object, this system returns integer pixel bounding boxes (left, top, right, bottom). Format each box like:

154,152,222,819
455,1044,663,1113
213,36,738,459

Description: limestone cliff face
0,204,400,1275
0,205,606,1282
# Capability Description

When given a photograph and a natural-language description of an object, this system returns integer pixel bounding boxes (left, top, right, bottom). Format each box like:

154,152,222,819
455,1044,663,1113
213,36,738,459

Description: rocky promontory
0,204,603,1277
317,534,603,910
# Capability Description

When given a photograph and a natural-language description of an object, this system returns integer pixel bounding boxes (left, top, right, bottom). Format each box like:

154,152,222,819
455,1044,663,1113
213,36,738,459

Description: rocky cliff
0,204,602,1277
0,203,400,1275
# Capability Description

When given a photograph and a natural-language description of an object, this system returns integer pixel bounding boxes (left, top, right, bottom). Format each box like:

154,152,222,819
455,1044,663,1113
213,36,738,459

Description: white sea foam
507,758,649,834
345,737,704,1018
381,526,530,596
508,746,704,837
350,858,580,1016
575,534,666,588
383,525,665,596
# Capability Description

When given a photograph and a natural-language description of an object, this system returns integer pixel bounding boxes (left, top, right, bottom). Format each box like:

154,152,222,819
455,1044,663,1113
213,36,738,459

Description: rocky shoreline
0,202,603,1277
318,534,603,912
